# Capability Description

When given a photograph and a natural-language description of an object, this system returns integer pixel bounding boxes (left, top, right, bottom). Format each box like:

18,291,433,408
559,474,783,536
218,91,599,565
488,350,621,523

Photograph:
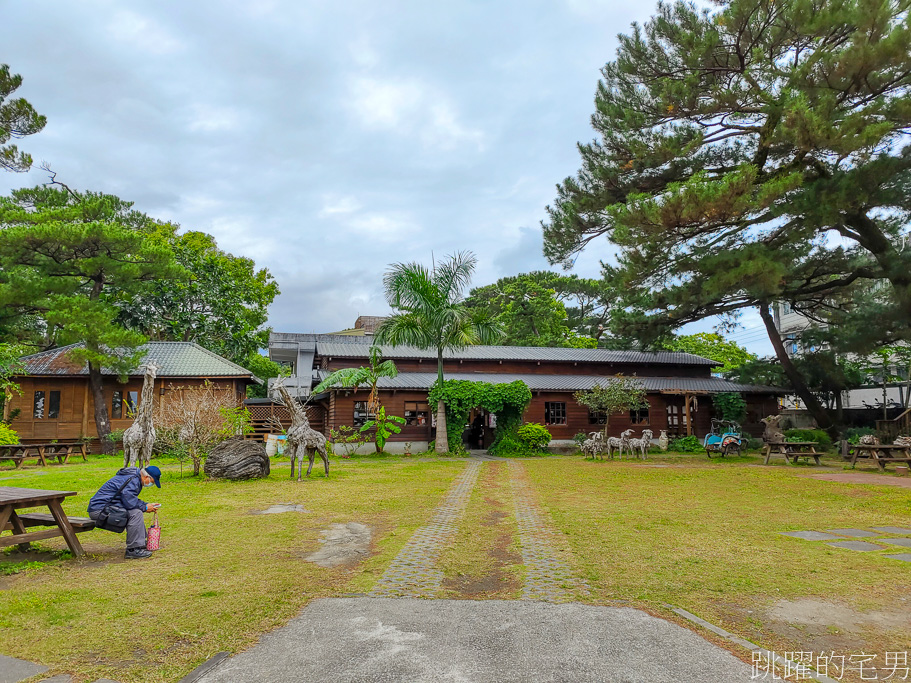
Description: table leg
763,445,771,465
8,512,31,552
14,448,26,469
37,446,47,466
873,452,886,472
80,443,88,461
47,499,84,557
850,448,858,469
0,505,12,534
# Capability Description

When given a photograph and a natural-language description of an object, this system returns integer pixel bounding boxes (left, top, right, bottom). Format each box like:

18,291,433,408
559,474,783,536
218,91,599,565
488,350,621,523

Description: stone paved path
508,460,589,602
369,459,482,597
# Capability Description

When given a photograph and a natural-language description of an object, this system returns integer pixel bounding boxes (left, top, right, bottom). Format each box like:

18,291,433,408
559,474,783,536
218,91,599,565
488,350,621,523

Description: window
404,401,429,426
33,391,45,419
112,391,123,419
126,391,139,417
545,402,566,425
630,406,649,425
353,402,375,427
782,302,792,315
588,410,607,424
48,391,60,419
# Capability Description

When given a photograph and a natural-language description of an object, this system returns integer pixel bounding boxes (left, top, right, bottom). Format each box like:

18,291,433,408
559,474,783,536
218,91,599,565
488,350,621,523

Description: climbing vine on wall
713,392,747,423
428,379,532,454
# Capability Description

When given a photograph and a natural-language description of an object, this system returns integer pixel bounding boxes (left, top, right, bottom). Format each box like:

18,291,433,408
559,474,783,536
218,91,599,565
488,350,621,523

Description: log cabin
258,331,783,452
6,342,261,446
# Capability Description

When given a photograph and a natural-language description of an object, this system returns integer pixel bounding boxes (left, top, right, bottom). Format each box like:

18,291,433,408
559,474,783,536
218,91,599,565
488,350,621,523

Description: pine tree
0,64,46,172
543,0,911,429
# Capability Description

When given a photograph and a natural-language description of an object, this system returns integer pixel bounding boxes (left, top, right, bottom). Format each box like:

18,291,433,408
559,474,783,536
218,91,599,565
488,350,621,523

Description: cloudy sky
2,1,773,353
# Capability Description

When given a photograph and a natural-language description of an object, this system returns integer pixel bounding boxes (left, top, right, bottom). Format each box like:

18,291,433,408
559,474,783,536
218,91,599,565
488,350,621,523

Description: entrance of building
462,408,496,449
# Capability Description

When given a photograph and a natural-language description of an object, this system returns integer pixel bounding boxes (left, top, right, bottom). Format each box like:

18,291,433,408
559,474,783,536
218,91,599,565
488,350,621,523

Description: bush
784,428,832,448
668,435,703,453
0,423,19,444
517,423,552,451
573,432,587,447
744,437,763,451
843,427,876,445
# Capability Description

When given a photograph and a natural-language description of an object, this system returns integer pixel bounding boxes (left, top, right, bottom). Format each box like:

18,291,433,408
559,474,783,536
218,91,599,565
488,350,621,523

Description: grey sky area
2,1,773,354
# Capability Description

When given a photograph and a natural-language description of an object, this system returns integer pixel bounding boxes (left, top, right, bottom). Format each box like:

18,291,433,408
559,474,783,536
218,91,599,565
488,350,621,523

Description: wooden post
2,388,10,423
684,393,692,436
81,381,90,438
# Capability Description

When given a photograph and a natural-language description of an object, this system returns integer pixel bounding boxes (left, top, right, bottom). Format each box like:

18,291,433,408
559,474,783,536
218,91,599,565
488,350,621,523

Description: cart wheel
724,443,741,457
705,449,713,458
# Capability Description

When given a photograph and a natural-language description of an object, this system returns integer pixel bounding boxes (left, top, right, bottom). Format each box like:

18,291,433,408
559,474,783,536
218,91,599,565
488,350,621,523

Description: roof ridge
181,342,256,376
19,342,84,360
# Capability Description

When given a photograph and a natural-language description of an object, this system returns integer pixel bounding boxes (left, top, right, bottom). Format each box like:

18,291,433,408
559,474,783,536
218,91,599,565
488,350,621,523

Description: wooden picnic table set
0,441,89,468
845,442,911,472
0,486,94,557
761,441,822,465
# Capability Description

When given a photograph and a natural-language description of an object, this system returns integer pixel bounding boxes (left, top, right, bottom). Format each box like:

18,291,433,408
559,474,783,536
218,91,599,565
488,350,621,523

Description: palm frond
312,367,369,394
433,251,477,304
382,262,439,312
375,312,434,349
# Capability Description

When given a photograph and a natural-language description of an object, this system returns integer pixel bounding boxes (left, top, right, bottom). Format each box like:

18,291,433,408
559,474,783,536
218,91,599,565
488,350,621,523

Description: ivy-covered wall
428,379,532,454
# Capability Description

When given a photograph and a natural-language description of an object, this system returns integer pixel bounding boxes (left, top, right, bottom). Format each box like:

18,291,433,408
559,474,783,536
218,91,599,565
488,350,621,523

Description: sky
2,1,773,355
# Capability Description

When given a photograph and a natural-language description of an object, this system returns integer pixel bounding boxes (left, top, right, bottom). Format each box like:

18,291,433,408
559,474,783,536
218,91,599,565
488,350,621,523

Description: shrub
843,427,876,445
329,425,365,458
744,437,763,451
517,423,552,451
669,435,703,453
488,434,527,456
572,432,587,447
0,423,19,445
784,428,832,448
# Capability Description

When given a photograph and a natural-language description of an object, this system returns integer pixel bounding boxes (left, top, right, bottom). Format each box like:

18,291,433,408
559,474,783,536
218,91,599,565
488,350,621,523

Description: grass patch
523,456,911,665
0,453,466,682
438,461,522,599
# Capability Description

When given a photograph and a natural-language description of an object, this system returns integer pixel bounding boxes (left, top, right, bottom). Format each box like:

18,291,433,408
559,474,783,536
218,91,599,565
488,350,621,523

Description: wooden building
264,332,782,450
7,342,261,444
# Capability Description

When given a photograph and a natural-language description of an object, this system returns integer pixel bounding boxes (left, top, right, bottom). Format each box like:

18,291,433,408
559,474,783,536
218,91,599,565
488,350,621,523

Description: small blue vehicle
703,419,744,457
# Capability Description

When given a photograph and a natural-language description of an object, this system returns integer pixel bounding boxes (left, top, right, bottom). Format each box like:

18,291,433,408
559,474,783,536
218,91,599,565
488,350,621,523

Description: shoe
125,548,153,559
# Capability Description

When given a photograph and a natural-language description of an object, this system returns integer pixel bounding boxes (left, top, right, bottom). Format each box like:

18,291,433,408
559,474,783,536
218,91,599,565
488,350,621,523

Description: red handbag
146,511,161,551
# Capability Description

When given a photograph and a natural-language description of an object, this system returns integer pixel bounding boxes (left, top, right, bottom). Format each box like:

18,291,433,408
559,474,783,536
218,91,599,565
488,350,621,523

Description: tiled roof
315,370,782,394
314,342,718,366
19,342,261,382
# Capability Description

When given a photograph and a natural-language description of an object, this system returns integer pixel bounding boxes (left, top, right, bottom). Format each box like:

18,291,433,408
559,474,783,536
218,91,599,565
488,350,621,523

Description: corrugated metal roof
19,342,260,382
315,370,781,394
315,342,718,366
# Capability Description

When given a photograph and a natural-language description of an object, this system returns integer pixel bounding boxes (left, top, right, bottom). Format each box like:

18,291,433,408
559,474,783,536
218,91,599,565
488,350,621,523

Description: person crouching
88,465,162,559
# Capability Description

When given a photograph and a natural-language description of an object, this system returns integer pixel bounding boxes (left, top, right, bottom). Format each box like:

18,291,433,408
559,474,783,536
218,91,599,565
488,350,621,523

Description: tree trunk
88,364,114,454
434,348,449,453
835,391,844,424
758,304,834,431
435,400,449,453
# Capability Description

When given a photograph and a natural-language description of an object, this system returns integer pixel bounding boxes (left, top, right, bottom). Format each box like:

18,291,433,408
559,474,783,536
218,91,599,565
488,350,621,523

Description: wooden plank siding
8,376,248,444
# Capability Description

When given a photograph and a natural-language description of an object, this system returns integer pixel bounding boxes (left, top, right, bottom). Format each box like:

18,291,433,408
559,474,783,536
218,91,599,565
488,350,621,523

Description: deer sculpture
272,376,329,479
627,429,653,460
581,431,604,459
123,363,159,468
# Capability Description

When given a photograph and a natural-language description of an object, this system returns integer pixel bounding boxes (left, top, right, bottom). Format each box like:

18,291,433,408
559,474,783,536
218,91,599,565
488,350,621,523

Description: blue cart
703,419,744,457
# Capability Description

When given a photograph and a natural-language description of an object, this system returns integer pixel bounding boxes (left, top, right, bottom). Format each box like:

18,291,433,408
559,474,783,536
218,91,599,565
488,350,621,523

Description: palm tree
312,345,399,452
375,251,503,452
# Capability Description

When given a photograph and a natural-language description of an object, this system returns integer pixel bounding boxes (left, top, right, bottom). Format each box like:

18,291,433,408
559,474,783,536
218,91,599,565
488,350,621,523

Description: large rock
205,437,270,480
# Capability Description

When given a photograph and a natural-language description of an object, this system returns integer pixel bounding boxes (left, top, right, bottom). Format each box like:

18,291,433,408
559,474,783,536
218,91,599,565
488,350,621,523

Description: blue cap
145,465,162,488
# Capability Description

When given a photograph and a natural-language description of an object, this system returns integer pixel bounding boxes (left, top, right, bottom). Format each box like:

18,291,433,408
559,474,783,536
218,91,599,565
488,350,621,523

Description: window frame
629,406,649,426
353,401,376,428
403,401,429,426
544,401,567,426
587,410,607,425
112,391,123,419
33,391,46,419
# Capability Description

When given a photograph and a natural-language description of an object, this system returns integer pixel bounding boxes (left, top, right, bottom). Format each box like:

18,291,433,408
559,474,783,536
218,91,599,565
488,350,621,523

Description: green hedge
784,428,832,448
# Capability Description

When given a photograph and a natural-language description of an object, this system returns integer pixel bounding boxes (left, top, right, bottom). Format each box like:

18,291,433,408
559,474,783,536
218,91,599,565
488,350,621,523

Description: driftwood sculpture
581,431,603,459
761,415,785,444
273,376,329,479
893,435,911,448
627,429,653,460
657,430,669,451
123,363,159,468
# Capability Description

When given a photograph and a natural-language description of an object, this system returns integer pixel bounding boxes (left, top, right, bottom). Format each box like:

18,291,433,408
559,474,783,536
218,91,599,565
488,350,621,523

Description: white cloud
107,10,184,55
319,195,361,216
187,104,241,133
350,77,423,129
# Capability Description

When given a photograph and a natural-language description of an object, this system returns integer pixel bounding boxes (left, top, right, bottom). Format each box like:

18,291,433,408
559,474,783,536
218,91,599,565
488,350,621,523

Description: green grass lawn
524,454,911,667
2,449,909,682
0,453,466,682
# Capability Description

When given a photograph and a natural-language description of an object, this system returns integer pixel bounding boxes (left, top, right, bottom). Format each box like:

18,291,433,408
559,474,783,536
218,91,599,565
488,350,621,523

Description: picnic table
762,441,821,465
0,487,94,557
0,442,89,468
847,443,911,472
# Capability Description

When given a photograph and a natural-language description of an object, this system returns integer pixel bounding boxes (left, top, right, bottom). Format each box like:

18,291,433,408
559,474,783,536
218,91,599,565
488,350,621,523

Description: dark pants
89,508,147,549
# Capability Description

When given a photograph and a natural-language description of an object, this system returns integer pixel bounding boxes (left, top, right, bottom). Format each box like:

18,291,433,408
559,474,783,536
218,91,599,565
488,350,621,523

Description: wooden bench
762,441,821,465
15,512,96,531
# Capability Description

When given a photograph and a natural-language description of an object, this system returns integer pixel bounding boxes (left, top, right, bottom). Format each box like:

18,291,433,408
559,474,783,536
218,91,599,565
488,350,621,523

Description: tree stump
204,438,270,480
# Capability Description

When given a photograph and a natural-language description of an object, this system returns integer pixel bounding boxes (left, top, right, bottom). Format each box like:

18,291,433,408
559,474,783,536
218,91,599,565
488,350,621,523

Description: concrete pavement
197,597,754,682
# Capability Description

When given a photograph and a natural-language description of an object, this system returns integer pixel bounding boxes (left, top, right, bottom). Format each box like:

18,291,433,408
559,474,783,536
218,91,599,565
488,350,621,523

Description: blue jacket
88,467,148,514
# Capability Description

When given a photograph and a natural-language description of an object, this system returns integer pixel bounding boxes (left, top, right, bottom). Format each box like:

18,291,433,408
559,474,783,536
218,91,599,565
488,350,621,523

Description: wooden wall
321,388,779,443
320,356,712,378
7,376,248,443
